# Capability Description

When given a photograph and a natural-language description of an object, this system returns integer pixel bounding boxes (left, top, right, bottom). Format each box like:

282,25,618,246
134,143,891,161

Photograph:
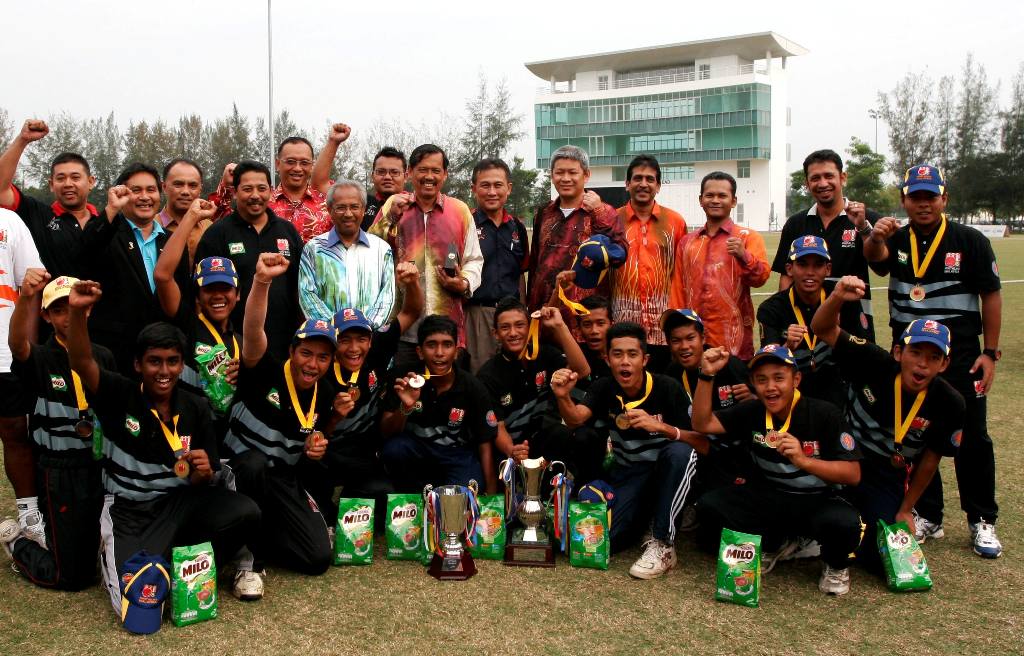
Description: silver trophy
504,458,565,567
423,480,478,580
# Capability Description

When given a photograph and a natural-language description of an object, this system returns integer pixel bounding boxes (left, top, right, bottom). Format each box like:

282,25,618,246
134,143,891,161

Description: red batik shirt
210,183,332,242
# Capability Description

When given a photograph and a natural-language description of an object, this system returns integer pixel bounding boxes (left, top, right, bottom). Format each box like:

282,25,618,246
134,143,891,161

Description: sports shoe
628,539,676,579
18,510,47,549
970,521,1003,559
0,518,22,557
818,563,850,595
912,511,944,543
677,505,699,532
232,569,265,601
763,537,821,574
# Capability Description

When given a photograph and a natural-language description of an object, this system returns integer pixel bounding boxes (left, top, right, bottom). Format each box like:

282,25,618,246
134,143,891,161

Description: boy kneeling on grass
692,343,863,595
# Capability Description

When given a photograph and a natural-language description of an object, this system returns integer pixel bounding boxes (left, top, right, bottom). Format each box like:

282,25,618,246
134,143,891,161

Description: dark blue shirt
471,209,529,305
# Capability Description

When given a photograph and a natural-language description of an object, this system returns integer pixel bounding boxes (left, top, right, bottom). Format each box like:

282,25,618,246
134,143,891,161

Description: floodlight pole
267,0,275,172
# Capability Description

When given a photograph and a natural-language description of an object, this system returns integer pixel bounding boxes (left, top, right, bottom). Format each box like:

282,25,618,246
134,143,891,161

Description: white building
525,32,807,231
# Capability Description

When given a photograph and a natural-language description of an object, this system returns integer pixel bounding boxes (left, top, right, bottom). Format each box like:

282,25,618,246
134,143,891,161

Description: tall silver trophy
423,480,478,580
504,458,564,567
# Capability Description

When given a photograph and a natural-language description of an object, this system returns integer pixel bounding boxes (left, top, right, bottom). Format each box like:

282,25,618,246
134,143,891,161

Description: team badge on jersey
910,416,930,432
973,379,986,398
125,415,141,436
368,371,378,391
277,238,290,256
476,227,485,241
267,388,281,409
500,393,512,407
862,386,876,404
840,433,856,451
944,252,961,273
228,242,245,255
535,371,547,390
841,229,856,247
448,408,465,426
897,251,908,264
50,375,67,391
485,411,498,427
802,440,821,457
951,430,962,448
180,435,192,452
718,385,734,407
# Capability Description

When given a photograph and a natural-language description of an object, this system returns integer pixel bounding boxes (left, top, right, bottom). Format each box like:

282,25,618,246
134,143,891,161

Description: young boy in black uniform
569,295,614,482
551,322,704,580
1,274,116,589
59,280,260,615
692,343,863,595
380,315,499,494
811,275,964,571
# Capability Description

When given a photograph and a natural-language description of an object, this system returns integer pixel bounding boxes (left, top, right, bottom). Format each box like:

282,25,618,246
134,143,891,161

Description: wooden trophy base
504,528,555,567
428,551,477,581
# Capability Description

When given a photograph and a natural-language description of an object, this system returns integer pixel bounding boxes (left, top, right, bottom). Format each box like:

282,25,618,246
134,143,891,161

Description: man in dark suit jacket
81,163,190,374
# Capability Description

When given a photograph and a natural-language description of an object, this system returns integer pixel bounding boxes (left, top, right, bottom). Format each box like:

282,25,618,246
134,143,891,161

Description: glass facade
536,83,771,169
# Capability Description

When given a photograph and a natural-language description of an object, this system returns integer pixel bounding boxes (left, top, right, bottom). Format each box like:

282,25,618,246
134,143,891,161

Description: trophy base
504,528,555,567
427,552,477,581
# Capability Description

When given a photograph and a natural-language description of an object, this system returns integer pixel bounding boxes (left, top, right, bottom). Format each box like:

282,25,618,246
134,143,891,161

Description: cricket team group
0,114,1004,625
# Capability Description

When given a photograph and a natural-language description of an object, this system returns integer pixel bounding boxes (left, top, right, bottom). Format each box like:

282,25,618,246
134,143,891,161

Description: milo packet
568,501,609,570
171,542,217,627
469,494,505,560
195,343,235,413
334,498,374,565
877,520,932,592
715,528,761,608
385,494,426,561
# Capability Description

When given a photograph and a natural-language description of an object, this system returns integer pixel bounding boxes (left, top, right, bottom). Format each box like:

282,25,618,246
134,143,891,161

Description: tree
0,107,12,152
506,156,551,223
953,53,1000,163
933,75,957,171
82,112,122,204
876,72,937,178
24,113,84,188
1000,63,1024,220
785,169,810,216
844,137,894,213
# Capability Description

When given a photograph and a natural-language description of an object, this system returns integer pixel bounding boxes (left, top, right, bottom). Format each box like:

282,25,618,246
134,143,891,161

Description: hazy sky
4,0,1022,177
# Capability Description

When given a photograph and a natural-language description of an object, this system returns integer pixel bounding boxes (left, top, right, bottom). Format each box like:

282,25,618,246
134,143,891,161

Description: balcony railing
536,64,767,96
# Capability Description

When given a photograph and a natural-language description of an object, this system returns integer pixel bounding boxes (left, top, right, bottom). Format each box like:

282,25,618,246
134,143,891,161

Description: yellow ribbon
616,372,654,413
148,408,183,456
422,365,452,380
766,389,801,434
909,215,947,281
557,285,590,316
54,336,88,412
197,312,239,358
283,360,318,431
681,371,693,402
520,315,540,361
894,375,927,449
788,288,826,351
333,362,359,388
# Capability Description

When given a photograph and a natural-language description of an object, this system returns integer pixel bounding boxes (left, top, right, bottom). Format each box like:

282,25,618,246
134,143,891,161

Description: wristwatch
983,348,1001,362
857,221,873,236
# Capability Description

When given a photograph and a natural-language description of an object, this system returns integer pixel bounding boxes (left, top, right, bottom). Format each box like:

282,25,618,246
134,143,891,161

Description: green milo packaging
334,498,374,565
171,542,217,627
568,501,609,570
469,494,505,560
877,520,932,592
715,529,761,608
195,343,236,414
385,494,425,560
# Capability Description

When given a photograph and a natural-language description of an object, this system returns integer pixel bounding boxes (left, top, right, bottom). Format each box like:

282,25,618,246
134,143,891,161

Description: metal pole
267,0,275,173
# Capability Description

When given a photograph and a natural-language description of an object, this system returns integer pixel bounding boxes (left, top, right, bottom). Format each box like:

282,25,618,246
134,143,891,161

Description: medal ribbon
333,362,359,389
681,371,693,402
788,289,826,351
616,372,654,414
909,215,947,281
765,389,801,433
422,365,451,380
148,409,183,458
519,316,540,361
54,336,88,412
283,360,318,431
557,286,591,316
893,375,927,449
197,312,239,358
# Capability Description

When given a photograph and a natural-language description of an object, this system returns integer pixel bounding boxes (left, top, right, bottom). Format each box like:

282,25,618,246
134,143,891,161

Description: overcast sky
4,0,1022,177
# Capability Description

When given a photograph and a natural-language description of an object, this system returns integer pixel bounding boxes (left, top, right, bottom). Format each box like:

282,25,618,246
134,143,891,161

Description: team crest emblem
342,309,356,321
917,166,932,178
842,229,856,246
921,320,941,334
762,343,780,352
277,238,290,254
448,408,465,425
581,256,593,269
485,411,498,427
973,379,986,397
125,415,141,436
141,584,157,601
511,231,520,242
910,417,929,432
500,393,512,406
368,371,378,391
228,242,245,255
535,371,547,388
863,386,876,404
476,227,484,240
314,320,329,330
840,433,856,451
50,375,67,391
717,386,733,406
180,435,192,452
951,430,962,447
802,235,818,248
802,441,820,457
944,252,961,273
210,258,224,270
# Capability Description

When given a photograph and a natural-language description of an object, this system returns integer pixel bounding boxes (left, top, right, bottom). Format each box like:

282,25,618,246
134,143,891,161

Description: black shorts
0,371,32,417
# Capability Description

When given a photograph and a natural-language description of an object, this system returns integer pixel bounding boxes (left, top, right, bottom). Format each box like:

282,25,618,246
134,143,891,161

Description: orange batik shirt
669,219,770,360
611,202,688,346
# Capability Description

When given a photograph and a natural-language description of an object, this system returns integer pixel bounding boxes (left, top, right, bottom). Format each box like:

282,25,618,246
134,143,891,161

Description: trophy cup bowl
424,481,478,580
504,457,558,567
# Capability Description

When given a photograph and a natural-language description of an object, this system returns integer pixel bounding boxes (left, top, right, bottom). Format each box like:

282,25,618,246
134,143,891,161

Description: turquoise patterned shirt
298,227,395,327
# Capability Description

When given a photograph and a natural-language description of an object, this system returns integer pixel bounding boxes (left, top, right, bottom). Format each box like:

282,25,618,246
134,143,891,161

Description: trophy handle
547,460,567,476
467,479,479,495
423,484,434,501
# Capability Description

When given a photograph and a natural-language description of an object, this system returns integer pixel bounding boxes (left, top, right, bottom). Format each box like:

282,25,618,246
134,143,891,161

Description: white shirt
0,208,43,372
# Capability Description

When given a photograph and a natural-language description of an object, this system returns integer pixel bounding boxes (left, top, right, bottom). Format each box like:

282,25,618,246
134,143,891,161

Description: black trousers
231,450,332,575
300,442,394,531
100,485,260,613
916,343,998,525
844,461,910,574
696,482,863,569
11,453,104,591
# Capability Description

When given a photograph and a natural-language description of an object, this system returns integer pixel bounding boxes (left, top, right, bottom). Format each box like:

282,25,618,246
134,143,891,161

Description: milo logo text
205,349,230,376
179,553,212,582
342,508,371,525
722,542,756,565
390,504,418,522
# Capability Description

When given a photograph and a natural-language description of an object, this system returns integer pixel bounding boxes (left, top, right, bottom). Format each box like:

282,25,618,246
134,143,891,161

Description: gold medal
890,452,906,469
309,430,325,444
614,372,654,433
348,387,360,403
765,390,801,447
408,374,425,389
893,375,927,470
75,418,94,438
909,285,926,302
174,457,191,478
333,363,361,403
907,216,946,304
615,413,631,430
765,430,780,449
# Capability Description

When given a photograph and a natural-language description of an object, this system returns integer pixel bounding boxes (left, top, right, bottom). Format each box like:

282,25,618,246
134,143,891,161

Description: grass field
1,233,1022,656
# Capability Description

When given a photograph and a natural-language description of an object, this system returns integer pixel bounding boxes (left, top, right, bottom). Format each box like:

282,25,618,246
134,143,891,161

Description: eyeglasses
282,159,313,168
374,168,404,178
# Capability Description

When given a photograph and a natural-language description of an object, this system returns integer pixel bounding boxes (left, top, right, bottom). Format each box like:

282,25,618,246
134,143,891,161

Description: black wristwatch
697,370,715,382
857,221,873,236
983,348,1001,362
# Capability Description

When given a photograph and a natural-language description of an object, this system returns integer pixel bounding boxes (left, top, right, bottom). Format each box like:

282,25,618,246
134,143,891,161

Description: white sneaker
18,510,47,549
628,539,676,580
818,563,850,595
970,521,1003,559
0,518,21,557
912,511,944,543
232,569,265,601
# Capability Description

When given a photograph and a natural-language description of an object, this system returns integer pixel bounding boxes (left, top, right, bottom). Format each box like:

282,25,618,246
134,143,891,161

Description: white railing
536,64,766,96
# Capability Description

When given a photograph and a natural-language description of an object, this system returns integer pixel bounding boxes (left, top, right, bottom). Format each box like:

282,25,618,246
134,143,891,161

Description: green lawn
1,234,1022,656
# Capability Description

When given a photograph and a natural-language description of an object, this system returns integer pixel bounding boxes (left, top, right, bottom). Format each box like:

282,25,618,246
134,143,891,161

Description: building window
736,203,745,224
662,165,696,182
699,64,711,80
589,136,605,156
629,131,698,152
598,75,608,90
737,160,751,178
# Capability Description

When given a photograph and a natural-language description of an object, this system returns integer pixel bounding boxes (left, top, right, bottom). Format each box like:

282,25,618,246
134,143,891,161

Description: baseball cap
902,164,946,196
788,235,831,261
41,276,79,309
578,480,616,507
660,308,704,335
748,343,797,371
194,256,238,288
119,551,171,635
333,308,373,335
294,318,338,346
900,319,951,356
571,235,617,289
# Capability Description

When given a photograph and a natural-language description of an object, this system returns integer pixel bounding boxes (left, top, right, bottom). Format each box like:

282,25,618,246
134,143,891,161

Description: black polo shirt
833,331,963,466
477,344,566,442
773,203,880,340
93,369,218,502
581,372,690,468
224,354,339,469
2,185,98,277
756,289,865,409
663,353,750,412
876,219,1000,347
12,338,116,458
328,319,402,445
193,210,303,358
715,395,861,495
361,191,392,233
385,366,498,448
470,209,529,306
172,303,240,408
